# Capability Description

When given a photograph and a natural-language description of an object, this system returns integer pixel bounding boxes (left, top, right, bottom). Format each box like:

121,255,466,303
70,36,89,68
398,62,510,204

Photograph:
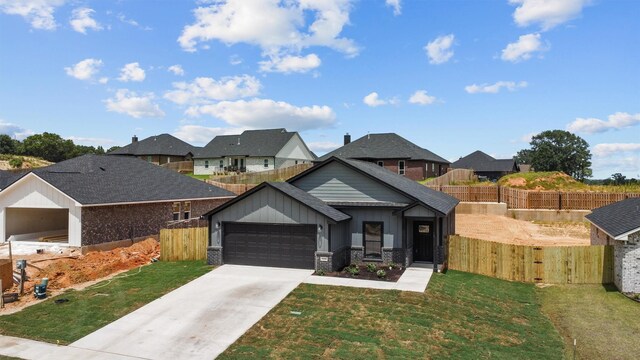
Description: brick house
0,155,234,250
586,198,640,293
108,134,199,165
318,133,450,181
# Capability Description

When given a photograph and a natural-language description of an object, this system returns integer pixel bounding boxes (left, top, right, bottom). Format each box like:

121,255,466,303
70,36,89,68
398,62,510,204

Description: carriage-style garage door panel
223,223,316,269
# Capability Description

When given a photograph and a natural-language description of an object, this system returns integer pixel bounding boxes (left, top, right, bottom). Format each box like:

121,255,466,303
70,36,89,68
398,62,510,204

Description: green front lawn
185,173,211,180
0,261,212,344
221,270,564,359
537,284,640,360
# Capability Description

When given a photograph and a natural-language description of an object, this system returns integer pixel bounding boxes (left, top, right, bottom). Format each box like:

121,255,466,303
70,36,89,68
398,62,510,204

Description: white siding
275,134,315,167
0,174,82,246
245,157,275,172
209,186,330,251
292,161,410,204
194,158,224,175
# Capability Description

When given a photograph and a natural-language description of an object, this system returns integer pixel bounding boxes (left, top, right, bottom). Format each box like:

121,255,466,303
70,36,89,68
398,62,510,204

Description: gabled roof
204,182,351,222
289,157,459,215
0,169,27,190
317,133,450,164
585,198,640,238
194,128,301,159
451,150,519,172
108,134,198,157
1,155,234,205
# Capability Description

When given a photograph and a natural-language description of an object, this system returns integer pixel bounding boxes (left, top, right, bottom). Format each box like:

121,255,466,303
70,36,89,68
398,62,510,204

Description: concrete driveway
70,265,313,360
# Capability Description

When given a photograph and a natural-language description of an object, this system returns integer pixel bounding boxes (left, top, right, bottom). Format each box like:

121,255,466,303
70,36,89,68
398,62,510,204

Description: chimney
132,135,138,143
344,133,351,145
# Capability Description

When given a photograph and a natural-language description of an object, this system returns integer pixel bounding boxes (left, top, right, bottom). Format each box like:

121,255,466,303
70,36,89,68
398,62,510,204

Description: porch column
433,217,439,272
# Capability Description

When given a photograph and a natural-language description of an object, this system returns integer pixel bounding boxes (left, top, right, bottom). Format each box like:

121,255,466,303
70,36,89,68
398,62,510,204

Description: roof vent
344,133,351,145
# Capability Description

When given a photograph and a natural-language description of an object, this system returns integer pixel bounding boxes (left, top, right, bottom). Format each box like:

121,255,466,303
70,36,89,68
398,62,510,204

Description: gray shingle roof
290,157,459,215
204,182,351,222
2,155,234,205
317,133,450,163
108,134,198,157
451,150,519,172
194,129,298,159
0,170,26,190
585,198,640,237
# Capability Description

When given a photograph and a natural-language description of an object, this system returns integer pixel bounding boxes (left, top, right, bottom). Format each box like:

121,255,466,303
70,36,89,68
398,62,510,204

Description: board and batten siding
330,221,350,252
292,161,410,204
0,173,82,246
209,186,331,252
404,205,436,218
339,208,403,249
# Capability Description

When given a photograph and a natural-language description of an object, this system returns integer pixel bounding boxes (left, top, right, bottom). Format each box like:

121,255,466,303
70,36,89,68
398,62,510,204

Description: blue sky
0,0,638,178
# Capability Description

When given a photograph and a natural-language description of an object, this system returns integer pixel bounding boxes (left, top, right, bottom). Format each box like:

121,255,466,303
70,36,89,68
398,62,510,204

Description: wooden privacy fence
160,227,208,261
424,169,477,186
427,184,640,210
160,161,194,174
206,180,257,195
448,235,614,284
213,163,312,184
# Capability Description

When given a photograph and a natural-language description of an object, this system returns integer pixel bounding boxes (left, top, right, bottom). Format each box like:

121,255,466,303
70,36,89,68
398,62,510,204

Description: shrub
316,269,326,276
376,269,386,279
366,263,377,273
345,264,359,276
9,157,23,168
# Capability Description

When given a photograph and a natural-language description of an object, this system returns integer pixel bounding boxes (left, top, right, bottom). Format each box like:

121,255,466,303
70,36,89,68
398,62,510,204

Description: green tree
515,149,533,164
520,130,592,181
0,134,19,154
107,146,120,153
611,173,626,185
21,132,75,162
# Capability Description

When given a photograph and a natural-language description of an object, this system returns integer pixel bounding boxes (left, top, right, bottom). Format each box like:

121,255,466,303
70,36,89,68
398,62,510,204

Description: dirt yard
456,214,590,246
0,238,160,313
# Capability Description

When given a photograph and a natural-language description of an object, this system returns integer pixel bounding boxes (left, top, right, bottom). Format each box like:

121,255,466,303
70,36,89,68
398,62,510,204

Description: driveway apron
71,265,313,360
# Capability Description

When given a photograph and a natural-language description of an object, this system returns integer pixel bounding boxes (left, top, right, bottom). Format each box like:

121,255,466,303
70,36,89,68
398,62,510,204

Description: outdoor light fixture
216,222,221,229
317,224,323,232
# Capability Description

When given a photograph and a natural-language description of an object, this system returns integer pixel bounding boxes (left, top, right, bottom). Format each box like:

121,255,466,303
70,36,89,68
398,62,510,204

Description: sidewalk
303,266,433,292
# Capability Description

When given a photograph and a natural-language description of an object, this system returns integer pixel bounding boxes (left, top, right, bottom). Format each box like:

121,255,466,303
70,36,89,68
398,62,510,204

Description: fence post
559,193,562,210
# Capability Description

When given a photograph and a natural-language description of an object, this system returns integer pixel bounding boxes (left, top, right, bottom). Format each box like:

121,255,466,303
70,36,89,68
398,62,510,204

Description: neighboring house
586,198,640,293
108,134,199,165
318,133,450,181
451,150,519,181
0,155,234,249
193,129,316,175
205,156,459,272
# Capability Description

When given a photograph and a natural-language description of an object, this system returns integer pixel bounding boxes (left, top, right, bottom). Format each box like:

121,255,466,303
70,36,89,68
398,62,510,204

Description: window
147,156,153,162
219,160,224,169
264,159,269,168
363,222,383,259
183,202,191,220
295,160,298,165
204,160,209,169
432,163,435,172
398,160,405,175
377,161,384,167
172,202,181,221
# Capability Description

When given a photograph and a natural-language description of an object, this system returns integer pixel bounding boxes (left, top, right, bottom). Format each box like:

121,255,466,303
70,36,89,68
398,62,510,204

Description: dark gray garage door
223,222,317,269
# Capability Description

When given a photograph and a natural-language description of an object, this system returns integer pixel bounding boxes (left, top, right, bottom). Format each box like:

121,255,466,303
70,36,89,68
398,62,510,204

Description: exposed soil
317,263,405,282
456,214,590,246
0,238,159,313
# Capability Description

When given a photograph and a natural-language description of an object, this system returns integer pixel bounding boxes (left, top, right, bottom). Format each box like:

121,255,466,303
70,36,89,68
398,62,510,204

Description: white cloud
386,0,401,16
408,90,436,105
98,77,109,84
259,53,321,73
64,58,103,81
66,136,115,146
425,34,455,64
178,0,358,71
104,89,165,118
172,125,247,145
69,7,102,34
164,75,262,105
185,98,336,131
229,54,243,65
307,141,341,153
593,143,640,158
363,92,387,107
0,119,34,140
0,0,65,30
567,112,640,134
117,13,152,31
465,81,528,94
168,64,185,76
509,0,588,31
501,33,545,62
118,62,146,82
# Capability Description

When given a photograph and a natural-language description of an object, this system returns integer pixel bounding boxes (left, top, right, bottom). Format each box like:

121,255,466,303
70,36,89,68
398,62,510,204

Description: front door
414,221,434,262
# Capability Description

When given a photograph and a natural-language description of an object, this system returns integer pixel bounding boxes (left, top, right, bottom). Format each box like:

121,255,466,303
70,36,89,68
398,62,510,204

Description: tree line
0,132,120,163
